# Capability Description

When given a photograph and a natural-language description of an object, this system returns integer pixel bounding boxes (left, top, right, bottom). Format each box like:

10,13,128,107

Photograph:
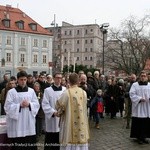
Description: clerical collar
15,85,28,92
138,81,148,85
52,84,62,91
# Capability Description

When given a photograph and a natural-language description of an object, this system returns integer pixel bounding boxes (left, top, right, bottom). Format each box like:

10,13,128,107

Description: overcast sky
1,0,150,28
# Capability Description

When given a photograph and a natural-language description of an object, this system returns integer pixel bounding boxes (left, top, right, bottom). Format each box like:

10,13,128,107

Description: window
29,23,37,31
91,29,93,32
90,56,93,60
0,35,2,44
2,19,10,28
85,40,88,44
20,54,25,62
77,40,79,44
33,54,37,63
90,48,93,52
77,48,79,52
85,29,88,34
77,30,80,35
85,57,87,61
6,36,11,45
90,39,93,43
69,30,72,35
64,41,67,45
33,39,38,47
85,48,88,52
57,33,61,38
43,55,47,63
43,40,47,48
65,31,67,35
21,38,25,46
64,49,67,52
64,57,67,61
76,57,79,61
6,53,11,62
16,21,24,29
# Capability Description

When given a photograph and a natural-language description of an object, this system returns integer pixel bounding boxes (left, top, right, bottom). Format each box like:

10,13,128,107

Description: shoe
126,125,130,129
41,130,45,134
142,139,149,144
137,139,143,144
95,124,100,129
111,116,115,119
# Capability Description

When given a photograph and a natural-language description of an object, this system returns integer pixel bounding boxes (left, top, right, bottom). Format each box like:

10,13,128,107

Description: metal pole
102,31,105,75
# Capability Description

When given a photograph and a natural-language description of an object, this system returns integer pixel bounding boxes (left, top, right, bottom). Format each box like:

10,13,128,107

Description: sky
0,0,150,28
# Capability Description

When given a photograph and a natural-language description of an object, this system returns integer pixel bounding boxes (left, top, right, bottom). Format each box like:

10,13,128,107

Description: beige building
46,21,106,72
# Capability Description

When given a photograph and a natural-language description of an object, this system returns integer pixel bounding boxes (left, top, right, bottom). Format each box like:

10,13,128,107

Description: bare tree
105,15,150,75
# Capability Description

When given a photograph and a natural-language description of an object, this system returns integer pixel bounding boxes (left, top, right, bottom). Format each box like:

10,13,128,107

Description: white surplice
42,86,66,132
4,88,40,138
129,82,150,118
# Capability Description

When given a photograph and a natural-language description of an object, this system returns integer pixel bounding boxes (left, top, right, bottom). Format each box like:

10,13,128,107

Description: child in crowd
90,89,104,129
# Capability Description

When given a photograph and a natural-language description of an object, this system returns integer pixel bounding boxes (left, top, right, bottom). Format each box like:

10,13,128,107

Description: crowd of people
0,69,150,149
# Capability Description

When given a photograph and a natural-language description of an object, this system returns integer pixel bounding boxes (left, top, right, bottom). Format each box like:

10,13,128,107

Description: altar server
4,71,40,150
129,71,150,144
42,72,66,150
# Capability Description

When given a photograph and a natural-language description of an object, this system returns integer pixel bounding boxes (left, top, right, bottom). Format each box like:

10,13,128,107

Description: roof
0,5,52,36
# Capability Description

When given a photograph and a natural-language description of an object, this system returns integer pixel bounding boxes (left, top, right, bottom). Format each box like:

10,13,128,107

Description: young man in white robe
4,71,40,150
42,72,66,150
129,71,150,144
56,73,90,150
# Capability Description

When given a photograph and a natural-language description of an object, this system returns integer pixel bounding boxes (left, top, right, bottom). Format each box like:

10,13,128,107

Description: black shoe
137,139,143,144
111,116,115,119
41,130,45,134
142,139,149,144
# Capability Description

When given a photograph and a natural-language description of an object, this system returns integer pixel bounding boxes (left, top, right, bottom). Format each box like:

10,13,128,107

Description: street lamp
51,14,59,74
100,23,109,75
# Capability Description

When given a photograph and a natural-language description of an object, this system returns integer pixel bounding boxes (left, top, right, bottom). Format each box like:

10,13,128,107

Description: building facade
46,21,106,72
0,5,53,78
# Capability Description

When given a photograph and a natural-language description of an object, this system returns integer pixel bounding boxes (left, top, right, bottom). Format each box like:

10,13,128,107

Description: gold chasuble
56,85,89,145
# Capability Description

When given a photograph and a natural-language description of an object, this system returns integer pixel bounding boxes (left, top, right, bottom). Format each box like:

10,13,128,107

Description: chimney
6,4,12,8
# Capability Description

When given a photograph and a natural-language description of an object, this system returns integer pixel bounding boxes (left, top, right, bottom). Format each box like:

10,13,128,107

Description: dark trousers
36,117,43,136
10,135,37,150
95,112,101,124
44,132,59,150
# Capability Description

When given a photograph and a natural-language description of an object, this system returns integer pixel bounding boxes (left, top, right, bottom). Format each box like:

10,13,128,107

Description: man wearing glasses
42,72,66,150
129,71,150,144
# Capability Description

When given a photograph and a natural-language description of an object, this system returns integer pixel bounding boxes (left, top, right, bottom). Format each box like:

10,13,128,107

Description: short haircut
139,70,147,76
69,73,79,85
10,76,16,81
17,71,28,79
53,72,62,78
27,74,33,78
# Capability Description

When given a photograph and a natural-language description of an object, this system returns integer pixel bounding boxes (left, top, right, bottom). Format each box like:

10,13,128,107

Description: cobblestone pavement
89,115,150,150
38,115,150,150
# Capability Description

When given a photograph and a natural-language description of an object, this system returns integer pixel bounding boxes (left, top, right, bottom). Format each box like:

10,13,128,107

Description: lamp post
51,14,59,74
100,23,109,75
